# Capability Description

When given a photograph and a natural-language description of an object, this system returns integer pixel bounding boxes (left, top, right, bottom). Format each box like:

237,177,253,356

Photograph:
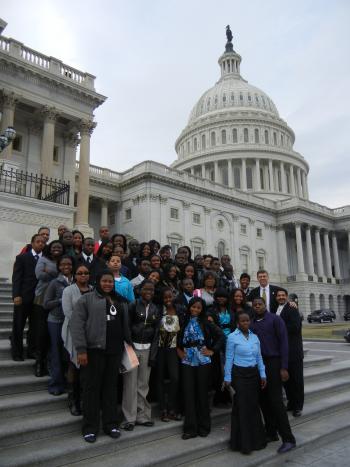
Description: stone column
201,164,205,179
241,158,247,190
63,129,80,208
0,91,18,160
190,167,194,176
280,162,287,193
296,168,302,197
277,225,289,276
75,119,96,236
232,215,240,270
100,199,108,227
204,207,212,252
159,196,168,245
228,159,233,187
40,106,59,178
323,230,332,278
255,158,260,190
214,161,219,183
314,228,324,277
348,231,350,269
301,171,307,199
289,165,296,195
295,222,305,273
268,159,274,191
331,232,341,279
305,225,315,274
182,201,191,245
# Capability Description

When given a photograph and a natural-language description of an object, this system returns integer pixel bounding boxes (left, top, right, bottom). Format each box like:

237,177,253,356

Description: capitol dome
172,31,310,201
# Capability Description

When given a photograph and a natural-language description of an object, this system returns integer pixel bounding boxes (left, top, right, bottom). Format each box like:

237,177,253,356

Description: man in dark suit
247,270,280,313
123,239,141,279
11,234,45,361
74,237,105,285
276,288,304,417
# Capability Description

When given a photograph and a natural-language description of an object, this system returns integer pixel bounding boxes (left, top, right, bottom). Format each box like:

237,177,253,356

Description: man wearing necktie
11,234,45,361
248,270,280,314
74,237,105,286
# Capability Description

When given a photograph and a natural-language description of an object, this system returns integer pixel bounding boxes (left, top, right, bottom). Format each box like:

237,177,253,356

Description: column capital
182,201,191,210
79,119,97,136
27,119,42,135
314,226,320,233
1,90,18,110
64,130,80,149
40,106,60,122
204,207,211,215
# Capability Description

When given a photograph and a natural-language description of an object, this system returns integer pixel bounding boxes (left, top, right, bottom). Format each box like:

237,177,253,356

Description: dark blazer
123,256,139,279
247,284,280,314
74,254,106,285
12,252,39,303
279,303,303,361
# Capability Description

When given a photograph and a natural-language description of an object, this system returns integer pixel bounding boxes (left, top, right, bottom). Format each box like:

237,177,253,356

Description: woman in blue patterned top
224,312,267,454
177,297,225,440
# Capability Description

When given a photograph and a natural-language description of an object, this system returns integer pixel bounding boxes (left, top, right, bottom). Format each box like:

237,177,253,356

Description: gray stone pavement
285,433,350,466
304,339,350,362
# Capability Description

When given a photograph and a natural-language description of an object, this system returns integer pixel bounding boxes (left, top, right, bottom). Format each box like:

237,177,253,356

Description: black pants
182,364,211,436
156,347,179,413
34,305,49,363
80,349,120,435
11,302,35,358
231,365,266,453
260,357,295,444
284,359,304,411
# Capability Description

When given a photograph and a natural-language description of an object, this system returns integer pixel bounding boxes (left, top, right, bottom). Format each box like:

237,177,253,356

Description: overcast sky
4,0,350,208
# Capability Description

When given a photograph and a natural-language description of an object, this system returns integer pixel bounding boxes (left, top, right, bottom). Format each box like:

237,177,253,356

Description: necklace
110,303,117,316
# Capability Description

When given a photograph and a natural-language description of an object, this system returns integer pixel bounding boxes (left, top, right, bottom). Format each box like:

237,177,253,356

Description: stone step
304,373,350,402
0,310,13,320
0,391,67,418
0,374,48,396
179,408,350,467
303,359,350,384
0,358,35,377
302,355,333,368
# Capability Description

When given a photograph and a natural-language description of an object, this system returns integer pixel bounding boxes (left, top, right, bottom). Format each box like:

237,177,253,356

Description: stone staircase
0,282,350,466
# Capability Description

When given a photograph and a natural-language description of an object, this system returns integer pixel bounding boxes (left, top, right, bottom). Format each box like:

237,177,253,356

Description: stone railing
0,36,95,90
275,197,350,218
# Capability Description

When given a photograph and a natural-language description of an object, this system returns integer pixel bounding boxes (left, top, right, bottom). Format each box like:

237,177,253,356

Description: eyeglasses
76,272,90,276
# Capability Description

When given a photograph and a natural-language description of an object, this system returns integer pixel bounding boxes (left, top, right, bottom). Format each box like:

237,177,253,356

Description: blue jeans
47,321,65,393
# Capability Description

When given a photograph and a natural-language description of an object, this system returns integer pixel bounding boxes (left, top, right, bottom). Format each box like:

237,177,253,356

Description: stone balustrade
0,36,95,90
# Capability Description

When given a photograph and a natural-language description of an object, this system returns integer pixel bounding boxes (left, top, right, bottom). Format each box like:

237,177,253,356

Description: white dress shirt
276,303,286,316
82,252,93,263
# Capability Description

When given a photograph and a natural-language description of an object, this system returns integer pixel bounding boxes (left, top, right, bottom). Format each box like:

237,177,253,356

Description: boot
67,383,82,416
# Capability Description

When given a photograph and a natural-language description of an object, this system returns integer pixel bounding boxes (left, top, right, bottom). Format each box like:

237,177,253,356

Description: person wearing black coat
74,237,106,286
121,280,161,431
177,297,225,440
275,288,304,417
11,234,45,361
247,270,280,314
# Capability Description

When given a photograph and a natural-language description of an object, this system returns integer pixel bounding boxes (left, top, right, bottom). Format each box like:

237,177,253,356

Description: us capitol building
0,20,349,316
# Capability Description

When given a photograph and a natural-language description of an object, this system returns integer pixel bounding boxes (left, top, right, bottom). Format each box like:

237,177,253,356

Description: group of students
10,224,304,455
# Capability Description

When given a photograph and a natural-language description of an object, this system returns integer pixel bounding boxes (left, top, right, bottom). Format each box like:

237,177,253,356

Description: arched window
201,134,206,149
239,246,250,272
231,92,234,102
264,130,269,144
223,94,226,104
310,293,316,312
244,128,249,143
329,295,334,310
320,294,326,309
232,128,238,143
211,131,216,147
187,141,190,153
221,129,227,144
254,129,259,143
217,241,226,259
281,134,284,146
234,167,241,188
194,137,198,151
260,168,265,190
273,132,277,145
246,167,253,189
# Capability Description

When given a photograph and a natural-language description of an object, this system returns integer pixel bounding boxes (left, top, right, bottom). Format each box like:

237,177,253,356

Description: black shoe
121,422,134,431
50,390,64,396
13,355,24,362
108,428,121,439
182,433,197,440
198,431,209,437
34,361,45,377
136,420,154,427
293,410,302,417
277,442,296,454
69,401,82,416
83,433,96,443
266,434,279,443
26,351,36,360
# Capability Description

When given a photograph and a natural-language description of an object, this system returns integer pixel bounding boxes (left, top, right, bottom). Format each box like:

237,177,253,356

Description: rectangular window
240,224,247,235
12,135,23,152
171,243,179,254
109,214,115,225
246,167,253,189
234,167,241,188
125,208,132,220
193,246,202,257
258,256,265,270
257,228,263,238
192,213,201,225
170,207,179,220
240,253,248,272
53,146,59,163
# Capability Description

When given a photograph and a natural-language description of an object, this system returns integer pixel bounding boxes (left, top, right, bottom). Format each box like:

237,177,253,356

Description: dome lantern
218,25,242,79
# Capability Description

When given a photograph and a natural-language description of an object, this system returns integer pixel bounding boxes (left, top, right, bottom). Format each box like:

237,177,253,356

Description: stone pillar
190,167,194,176
301,171,307,199
268,159,274,191
289,165,296,195
100,199,108,227
314,228,324,277
201,164,205,178
295,223,305,273
182,201,191,245
255,158,260,190
232,215,240,270
40,106,59,178
331,232,341,279
75,119,96,236
277,225,289,276
323,230,332,278
204,207,212,252
241,158,247,190
348,231,350,270
214,161,219,183
159,196,168,245
63,129,80,208
0,91,18,160
280,162,287,193
228,159,233,187
296,168,302,197
305,225,315,274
